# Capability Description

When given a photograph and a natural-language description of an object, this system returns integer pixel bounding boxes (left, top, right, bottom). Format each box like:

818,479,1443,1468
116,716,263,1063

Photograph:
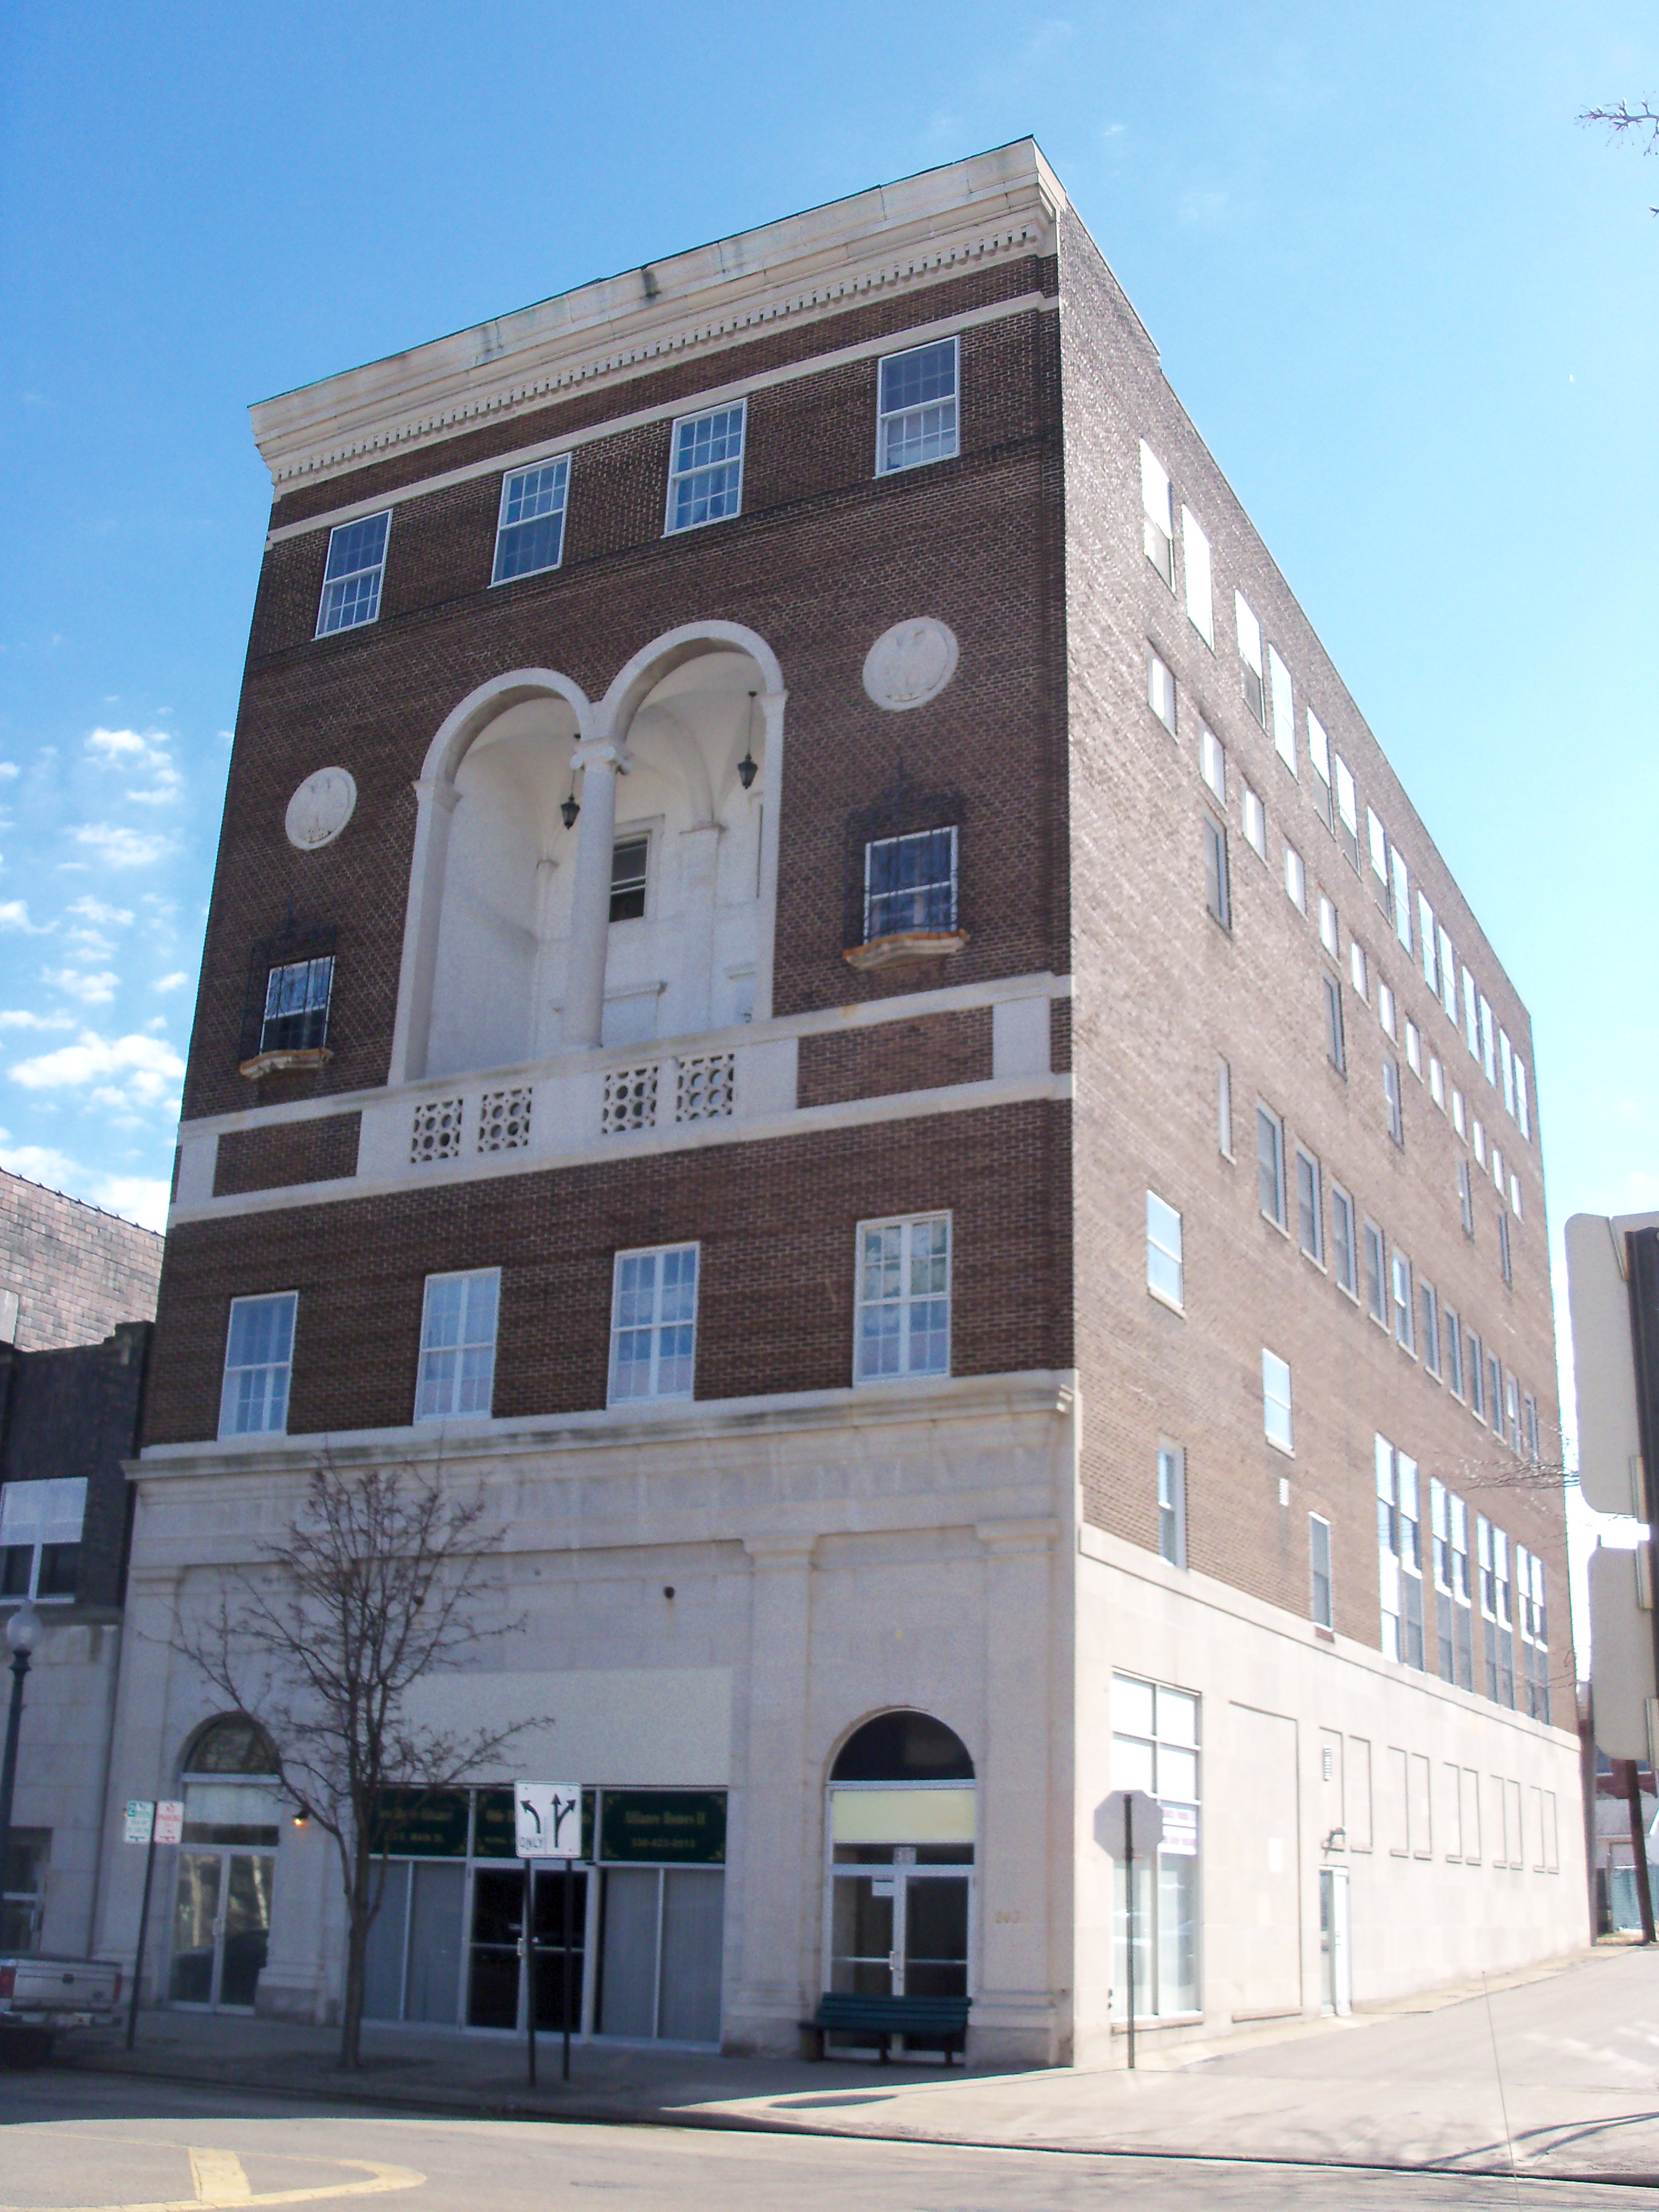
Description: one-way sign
515,1780,582,1860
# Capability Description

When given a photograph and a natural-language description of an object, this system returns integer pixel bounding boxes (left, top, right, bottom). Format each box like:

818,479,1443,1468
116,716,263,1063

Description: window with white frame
1295,1145,1323,1263
1389,847,1411,951
1467,1326,1485,1419
1110,1675,1201,2018
1418,892,1437,990
1331,1183,1357,1298
878,337,959,474
1462,968,1481,1059
1157,1444,1186,1568
1405,1017,1421,1077
1262,1349,1293,1452
316,512,391,636
1443,1302,1464,1396
1235,593,1265,723
1376,1435,1424,1668
610,834,650,923
1146,1191,1184,1308
1429,1054,1444,1107
0,1477,85,1603
1202,813,1230,928
1523,1393,1541,1466
493,458,570,583
1318,893,1338,959
1147,647,1177,733
1350,939,1369,1000
1323,972,1346,1075
1140,439,1174,583
855,1213,950,1384
1284,843,1306,913
1182,506,1212,642
666,401,746,532
414,1269,499,1422
1268,645,1296,772
1478,994,1497,1086
1438,924,1458,1023
1333,754,1359,867
1487,1348,1504,1434
1473,1117,1487,1165
1453,1086,1467,1136
1217,1055,1233,1156
260,954,333,1057
1505,1370,1521,1452
1384,1056,1405,1147
1391,1249,1414,1351
1515,1055,1531,1140
1378,980,1396,1039
1367,808,1389,888
1499,1029,1515,1117
219,1292,297,1438
609,1244,699,1403
864,826,957,942
1242,784,1265,857
1498,1210,1513,1287
1449,1488,1474,1688
1308,708,1333,828
1200,724,1225,800
1420,1278,1441,1376
1309,1514,1333,1629
1510,1172,1522,1219
1257,1106,1286,1228
1363,1219,1386,1324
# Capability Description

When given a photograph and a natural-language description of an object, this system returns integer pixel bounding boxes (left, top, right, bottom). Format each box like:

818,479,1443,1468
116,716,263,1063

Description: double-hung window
609,1244,699,1404
414,1269,499,1422
1391,1250,1414,1351
1443,1303,1464,1396
1200,725,1226,800
1235,593,1265,723
1390,847,1411,951
219,1292,297,1438
316,512,390,636
260,955,333,1056
1384,1056,1405,1147
855,1213,950,1384
0,1477,85,1603
1147,647,1177,733
1420,1279,1441,1376
1257,1107,1286,1228
1438,925,1459,1023
1262,1350,1293,1453
610,835,650,923
1333,755,1360,869
864,827,958,942
493,458,569,583
1376,1436,1424,1669
1331,1184,1357,1298
1284,843,1306,913
1296,1147,1323,1263
1323,973,1346,1075
879,338,959,475
1157,1444,1186,1567
1147,1191,1185,1308
1242,785,1265,857
1269,646,1296,772
666,401,746,532
1309,1515,1333,1630
1140,439,1174,583
1203,814,1230,928
1308,708,1334,828
1363,1220,1386,1324
1183,507,1213,641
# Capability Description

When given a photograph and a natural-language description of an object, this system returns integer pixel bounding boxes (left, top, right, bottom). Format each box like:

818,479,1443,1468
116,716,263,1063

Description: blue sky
1,6,1654,1433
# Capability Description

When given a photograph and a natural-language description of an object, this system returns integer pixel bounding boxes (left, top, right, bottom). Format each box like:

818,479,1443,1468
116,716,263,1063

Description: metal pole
125,1831,158,2050
0,1649,31,1922
1124,1796,1136,2073
1626,1760,1656,1943
561,1860,574,2083
523,1858,537,2087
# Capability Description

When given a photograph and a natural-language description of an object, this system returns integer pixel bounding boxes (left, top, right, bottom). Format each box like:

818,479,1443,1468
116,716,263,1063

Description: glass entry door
830,1860,968,1998
168,1850,274,2010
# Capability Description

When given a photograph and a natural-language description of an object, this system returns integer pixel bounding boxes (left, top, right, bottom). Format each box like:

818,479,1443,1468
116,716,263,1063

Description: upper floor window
1139,439,1174,583
864,826,957,943
0,1476,85,1604
1203,814,1230,929
1235,593,1265,724
1147,647,1177,733
1257,1106,1286,1229
1158,1444,1187,1566
609,1244,698,1404
219,1291,297,1439
261,954,333,1057
316,512,390,636
415,1269,499,1423
1262,1349,1293,1452
610,835,650,924
1146,1191,1185,1309
493,458,569,583
879,338,960,476
1309,1513,1333,1630
1183,507,1213,642
666,401,746,533
855,1212,950,1384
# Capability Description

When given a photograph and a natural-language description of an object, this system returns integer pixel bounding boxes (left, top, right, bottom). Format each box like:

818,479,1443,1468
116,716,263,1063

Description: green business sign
598,1789,726,1865
369,1789,470,1859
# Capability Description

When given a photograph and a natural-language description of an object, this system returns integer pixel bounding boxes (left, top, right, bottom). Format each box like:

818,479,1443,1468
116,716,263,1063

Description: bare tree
1579,101,1659,210
173,1456,535,2067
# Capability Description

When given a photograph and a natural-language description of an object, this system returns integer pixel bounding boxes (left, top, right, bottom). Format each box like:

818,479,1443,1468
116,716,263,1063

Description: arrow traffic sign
514,1781,581,1860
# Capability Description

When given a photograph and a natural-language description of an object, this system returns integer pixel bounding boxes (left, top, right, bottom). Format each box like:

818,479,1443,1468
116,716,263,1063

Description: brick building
1,1170,160,1952
99,142,1582,2058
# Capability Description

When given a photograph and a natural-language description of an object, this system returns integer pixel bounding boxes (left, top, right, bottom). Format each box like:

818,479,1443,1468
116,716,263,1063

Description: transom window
260,955,333,1056
219,1292,297,1439
666,402,746,532
609,1245,698,1404
855,1213,950,1384
0,1476,85,1604
877,338,959,475
415,1269,500,1423
864,827,957,942
610,836,649,923
316,512,390,636
493,458,569,583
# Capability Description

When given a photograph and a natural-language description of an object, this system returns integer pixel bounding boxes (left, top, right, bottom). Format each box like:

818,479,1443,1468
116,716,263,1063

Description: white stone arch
391,669,594,1084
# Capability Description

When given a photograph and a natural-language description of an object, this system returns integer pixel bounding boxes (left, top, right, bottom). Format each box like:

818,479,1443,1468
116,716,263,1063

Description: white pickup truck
0,1954,123,2064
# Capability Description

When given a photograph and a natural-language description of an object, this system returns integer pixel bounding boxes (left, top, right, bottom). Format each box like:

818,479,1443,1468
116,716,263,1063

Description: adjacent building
1,1169,161,1953
93,142,1582,2061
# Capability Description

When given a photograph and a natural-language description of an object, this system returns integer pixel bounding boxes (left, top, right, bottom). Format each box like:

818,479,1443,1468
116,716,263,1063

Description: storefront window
1110,1673,1200,2019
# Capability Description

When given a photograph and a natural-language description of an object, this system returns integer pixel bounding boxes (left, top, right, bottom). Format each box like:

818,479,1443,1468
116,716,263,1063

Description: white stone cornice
251,142,1064,495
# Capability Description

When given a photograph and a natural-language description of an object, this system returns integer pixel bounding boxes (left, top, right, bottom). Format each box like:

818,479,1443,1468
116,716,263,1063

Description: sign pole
125,1829,157,2050
523,1857,537,2089
1124,1793,1136,2073
561,1857,574,2084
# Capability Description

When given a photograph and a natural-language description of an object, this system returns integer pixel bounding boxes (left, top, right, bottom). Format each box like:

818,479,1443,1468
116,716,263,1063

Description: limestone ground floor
89,1375,1588,2065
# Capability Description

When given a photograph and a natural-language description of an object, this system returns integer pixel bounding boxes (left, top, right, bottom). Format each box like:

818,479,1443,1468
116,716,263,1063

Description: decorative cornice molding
251,143,1064,496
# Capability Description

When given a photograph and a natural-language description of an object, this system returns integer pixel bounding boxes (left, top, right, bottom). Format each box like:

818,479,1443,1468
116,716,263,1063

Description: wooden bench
802,1991,971,2064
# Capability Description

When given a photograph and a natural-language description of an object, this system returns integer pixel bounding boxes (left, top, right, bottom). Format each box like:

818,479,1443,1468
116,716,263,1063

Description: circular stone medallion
285,767,358,851
862,619,959,712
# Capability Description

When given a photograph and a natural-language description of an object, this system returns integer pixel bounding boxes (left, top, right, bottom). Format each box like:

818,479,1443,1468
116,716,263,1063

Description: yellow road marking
189,2152,251,2205
0,2156,426,2212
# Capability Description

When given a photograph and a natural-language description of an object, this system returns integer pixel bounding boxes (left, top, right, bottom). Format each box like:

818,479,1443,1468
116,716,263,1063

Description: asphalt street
0,2071,1652,2212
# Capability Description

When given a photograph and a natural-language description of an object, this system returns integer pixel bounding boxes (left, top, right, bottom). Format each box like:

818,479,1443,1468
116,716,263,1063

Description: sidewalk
66,1943,1659,2186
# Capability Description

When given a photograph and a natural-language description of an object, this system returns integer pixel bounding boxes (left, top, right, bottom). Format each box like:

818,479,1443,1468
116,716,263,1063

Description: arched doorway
824,1711,974,2002
168,1716,283,2012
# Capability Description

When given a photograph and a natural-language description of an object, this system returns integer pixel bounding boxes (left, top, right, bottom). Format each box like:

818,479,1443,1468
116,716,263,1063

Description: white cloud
84,725,182,806
0,899,49,933
154,971,190,993
71,823,175,869
0,1135,168,1231
42,968,118,1006
69,896,134,928
9,1028,186,1112
0,763,18,780
0,1010,74,1032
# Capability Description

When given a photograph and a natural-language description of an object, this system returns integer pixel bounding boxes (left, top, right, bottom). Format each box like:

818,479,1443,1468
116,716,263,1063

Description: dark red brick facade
797,1008,992,1108
212,1112,362,1196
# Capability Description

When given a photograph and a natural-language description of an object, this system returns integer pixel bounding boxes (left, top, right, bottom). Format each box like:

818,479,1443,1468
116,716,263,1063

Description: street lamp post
0,1602,43,1942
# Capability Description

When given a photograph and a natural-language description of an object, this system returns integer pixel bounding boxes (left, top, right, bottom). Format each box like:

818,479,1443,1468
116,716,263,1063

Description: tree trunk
338,1846,373,2068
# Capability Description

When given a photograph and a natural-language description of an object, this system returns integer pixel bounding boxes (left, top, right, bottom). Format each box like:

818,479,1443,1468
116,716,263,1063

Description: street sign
1095,1788,1163,1860
514,1780,581,1860
1161,1802,1198,1857
123,1800,155,1846
154,1800,185,1846
1590,1546,1658,1762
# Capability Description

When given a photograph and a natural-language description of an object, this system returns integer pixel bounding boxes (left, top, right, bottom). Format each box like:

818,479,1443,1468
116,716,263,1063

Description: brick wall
214,1113,362,1196
0,1323,150,1609
797,1008,992,1108
144,1100,1070,1445
0,1170,163,1352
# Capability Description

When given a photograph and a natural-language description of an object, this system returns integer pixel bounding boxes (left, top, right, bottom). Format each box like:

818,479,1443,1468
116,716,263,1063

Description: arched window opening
831,1710,975,1784
826,1711,975,2005
181,1714,280,1777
